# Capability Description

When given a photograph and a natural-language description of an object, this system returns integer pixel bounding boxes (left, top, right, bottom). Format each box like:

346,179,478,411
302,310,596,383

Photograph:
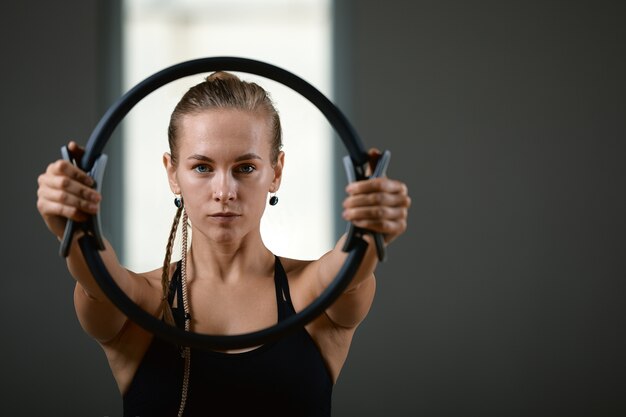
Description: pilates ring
64,57,387,350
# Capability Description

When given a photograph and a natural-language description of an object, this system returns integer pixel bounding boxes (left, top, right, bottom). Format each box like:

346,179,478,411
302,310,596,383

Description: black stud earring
174,196,183,208
269,195,279,206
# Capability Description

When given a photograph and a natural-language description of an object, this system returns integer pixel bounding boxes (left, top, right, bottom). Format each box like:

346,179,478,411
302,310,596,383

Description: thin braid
160,204,183,326
178,209,191,417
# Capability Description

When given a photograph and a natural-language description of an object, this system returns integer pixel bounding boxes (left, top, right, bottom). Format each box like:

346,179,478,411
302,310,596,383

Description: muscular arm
37,142,159,343
69,235,157,343
313,167,411,329
314,235,378,329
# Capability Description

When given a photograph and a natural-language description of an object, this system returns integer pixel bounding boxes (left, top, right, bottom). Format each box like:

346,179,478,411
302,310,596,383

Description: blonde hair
160,72,283,324
167,71,282,166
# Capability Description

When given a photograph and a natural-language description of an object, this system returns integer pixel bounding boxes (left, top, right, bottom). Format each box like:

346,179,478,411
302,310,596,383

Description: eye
193,164,211,174
237,164,256,174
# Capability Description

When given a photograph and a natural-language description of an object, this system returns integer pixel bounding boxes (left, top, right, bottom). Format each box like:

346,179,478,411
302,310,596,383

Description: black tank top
123,257,333,417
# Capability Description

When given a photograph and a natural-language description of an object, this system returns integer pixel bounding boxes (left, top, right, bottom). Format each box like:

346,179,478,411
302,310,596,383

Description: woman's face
164,108,283,245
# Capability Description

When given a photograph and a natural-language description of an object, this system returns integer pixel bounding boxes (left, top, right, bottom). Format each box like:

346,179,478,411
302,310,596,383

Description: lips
210,212,239,217
209,212,241,222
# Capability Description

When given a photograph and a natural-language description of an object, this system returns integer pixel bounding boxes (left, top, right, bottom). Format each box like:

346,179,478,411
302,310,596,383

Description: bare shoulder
275,256,315,304
135,262,177,293
101,263,172,323
277,256,314,276
138,265,167,288
277,255,320,288
277,255,334,312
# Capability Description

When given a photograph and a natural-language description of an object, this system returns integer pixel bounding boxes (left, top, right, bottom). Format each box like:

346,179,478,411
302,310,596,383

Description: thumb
366,148,382,177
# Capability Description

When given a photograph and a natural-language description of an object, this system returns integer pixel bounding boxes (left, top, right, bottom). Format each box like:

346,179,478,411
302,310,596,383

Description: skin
36,108,411,395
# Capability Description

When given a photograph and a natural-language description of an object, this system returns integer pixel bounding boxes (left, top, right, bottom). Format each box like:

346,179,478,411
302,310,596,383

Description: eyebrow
187,153,263,163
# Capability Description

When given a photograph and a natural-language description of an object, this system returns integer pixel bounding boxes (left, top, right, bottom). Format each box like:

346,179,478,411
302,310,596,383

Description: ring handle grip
342,150,391,261
59,145,108,257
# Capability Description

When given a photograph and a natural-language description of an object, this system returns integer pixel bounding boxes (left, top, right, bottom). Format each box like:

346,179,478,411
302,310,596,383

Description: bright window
122,0,333,271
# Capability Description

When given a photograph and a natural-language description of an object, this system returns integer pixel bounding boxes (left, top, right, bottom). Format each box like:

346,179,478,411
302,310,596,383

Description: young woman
37,72,411,416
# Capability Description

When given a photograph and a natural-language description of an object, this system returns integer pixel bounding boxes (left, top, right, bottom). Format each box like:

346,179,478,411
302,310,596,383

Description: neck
186,229,275,284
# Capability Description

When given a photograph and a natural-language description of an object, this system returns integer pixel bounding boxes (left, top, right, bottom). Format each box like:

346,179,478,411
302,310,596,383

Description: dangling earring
269,194,279,206
174,195,183,208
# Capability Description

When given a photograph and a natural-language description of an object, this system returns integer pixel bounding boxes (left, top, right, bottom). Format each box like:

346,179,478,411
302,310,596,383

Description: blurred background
2,0,625,415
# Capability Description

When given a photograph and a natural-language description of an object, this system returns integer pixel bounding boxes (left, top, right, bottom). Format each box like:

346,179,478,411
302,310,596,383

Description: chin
208,228,245,245
210,231,238,244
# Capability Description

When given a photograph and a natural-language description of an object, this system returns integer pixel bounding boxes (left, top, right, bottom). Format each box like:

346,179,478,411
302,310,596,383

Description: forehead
177,109,272,157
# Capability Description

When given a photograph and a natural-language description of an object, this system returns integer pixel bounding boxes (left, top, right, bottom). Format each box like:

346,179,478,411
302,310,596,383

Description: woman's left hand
342,150,411,245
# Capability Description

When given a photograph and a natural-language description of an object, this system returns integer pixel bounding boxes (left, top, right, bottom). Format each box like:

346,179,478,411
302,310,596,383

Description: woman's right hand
36,141,102,239
37,143,154,345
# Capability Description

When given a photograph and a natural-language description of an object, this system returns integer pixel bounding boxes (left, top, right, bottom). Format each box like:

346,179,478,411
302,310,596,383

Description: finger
39,170,100,203
38,172,101,214
46,160,95,188
346,177,407,196
37,197,93,223
38,186,100,214
67,141,86,160
349,218,407,239
367,148,382,176
343,206,408,223
46,159,93,186
343,192,410,209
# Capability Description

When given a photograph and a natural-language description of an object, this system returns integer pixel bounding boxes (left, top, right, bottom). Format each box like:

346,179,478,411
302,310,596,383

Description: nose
213,171,237,202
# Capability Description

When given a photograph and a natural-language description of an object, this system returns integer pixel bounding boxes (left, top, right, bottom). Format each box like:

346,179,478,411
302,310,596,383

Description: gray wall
332,1,626,416
1,1,624,416
1,1,123,415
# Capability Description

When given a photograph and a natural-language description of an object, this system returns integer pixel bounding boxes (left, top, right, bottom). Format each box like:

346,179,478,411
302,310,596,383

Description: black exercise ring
77,57,371,350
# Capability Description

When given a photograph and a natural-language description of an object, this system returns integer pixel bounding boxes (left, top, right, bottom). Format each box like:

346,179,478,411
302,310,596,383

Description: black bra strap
168,263,179,305
274,256,295,320
167,262,185,329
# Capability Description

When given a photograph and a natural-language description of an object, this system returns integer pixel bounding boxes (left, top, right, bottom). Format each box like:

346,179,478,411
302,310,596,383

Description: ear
269,151,285,193
163,152,181,194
